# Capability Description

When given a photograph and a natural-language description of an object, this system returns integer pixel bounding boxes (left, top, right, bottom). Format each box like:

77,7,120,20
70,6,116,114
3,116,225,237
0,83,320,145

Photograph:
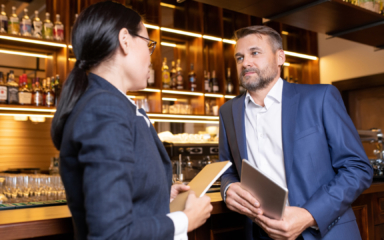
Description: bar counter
1,183,384,240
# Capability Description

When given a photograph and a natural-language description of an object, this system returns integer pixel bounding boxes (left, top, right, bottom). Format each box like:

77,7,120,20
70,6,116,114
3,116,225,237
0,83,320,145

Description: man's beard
239,65,278,92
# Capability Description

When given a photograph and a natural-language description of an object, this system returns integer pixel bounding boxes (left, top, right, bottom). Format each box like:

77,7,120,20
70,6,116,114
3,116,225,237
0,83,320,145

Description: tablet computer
241,159,288,220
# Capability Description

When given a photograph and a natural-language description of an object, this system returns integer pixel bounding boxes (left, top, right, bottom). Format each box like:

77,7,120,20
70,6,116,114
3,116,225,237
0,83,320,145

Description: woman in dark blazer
51,2,212,239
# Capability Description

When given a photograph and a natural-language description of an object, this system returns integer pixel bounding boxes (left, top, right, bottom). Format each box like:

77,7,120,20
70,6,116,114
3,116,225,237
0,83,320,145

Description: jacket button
338,217,341,220
328,226,331,230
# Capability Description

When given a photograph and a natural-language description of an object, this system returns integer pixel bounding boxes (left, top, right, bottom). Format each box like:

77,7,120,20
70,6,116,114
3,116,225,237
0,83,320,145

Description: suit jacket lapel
232,93,248,175
282,81,300,200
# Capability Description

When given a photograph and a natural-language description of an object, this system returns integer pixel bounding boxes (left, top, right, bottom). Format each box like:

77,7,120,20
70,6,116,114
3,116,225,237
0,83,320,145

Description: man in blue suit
219,25,373,240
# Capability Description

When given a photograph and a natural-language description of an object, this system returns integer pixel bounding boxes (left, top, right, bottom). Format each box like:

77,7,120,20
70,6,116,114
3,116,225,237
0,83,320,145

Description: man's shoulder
220,93,245,112
293,83,333,99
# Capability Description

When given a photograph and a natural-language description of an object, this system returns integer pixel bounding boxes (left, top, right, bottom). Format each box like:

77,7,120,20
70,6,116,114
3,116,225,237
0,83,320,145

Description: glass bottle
32,78,43,106
32,11,42,38
20,8,32,36
45,77,55,107
170,61,177,89
226,68,234,94
147,63,155,87
53,14,64,41
205,71,211,93
42,12,53,40
42,78,47,105
0,72,7,104
7,70,19,104
212,70,219,93
162,58,170,89
54,74,61,106
0,4,8,34
189,64,196,92
8,6,20,35
18,74,32,105
176,59,184,90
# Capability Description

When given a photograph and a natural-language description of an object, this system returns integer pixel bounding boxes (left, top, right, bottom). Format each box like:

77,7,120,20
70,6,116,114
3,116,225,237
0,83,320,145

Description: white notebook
170,161,232,212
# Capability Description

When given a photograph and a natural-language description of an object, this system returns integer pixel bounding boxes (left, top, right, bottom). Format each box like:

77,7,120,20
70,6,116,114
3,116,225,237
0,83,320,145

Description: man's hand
170,184,190,202
254,206,317,240
225,182,262,218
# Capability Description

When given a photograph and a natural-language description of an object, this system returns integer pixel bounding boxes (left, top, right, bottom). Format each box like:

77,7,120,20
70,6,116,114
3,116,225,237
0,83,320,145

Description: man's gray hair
234,25,283,52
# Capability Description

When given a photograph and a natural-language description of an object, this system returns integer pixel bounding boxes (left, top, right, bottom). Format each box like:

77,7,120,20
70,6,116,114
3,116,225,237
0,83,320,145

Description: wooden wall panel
0,116,59,172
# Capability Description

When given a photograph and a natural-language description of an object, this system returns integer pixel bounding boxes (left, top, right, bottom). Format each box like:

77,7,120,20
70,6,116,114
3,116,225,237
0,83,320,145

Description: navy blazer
59,73,174,240
219,81,373,240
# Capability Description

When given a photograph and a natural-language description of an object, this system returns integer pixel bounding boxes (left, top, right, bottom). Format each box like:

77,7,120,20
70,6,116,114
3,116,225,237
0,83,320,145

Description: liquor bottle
176,59,184,90
189,64,197,92
42,12,53,40
0,72,7,104
20,8,32,36
54,74,61,106
226,68,234,94
204,71,211,92
32,11,42,38
8,6,20,35
32,78,43,106
53,14,64,41
211,70,219,93
170,61,177,89
147,64,155,87
0,4,7,34
18,74,32,105
162,58,170,89
42,78,47,105
45,77,55,107
7,70,19,104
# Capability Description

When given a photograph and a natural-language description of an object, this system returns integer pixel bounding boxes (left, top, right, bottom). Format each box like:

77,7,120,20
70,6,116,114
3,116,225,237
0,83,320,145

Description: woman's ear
119,28,130,55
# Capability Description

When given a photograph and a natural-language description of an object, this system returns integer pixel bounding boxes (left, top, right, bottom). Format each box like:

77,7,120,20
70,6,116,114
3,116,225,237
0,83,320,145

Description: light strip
161,27,202,38
126,95,136,98
0,49,53,59
140,88,161,92
161,42,177,47
162,97,178,101
283,62,290,66
144,24,160,30
68,45,73,49
0,107,56,112
284,51,318,60
147,113,219,120
225,95,236,99
162,90,203,96
203,35,222,42
205,93,224,98
0,113,54,118
69,58,76,62
281,31,289,35
160,2,176,8
0,35,67,48
151,119,219,124
223,39,236,44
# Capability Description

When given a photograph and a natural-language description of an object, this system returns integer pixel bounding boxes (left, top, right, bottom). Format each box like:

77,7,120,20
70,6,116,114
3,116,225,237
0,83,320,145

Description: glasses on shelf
131,33,157,55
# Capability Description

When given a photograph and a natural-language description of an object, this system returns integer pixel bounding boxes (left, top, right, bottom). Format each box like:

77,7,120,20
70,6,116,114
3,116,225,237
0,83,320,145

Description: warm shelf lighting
160,2,176,8
224,95,236,99
161,42,177,47
147,113,219,120
162,97,178,101
205,93,224,98
281,31,289,35
151,119,219,124
284,51,318,60
203,35,222,42
162,90,204,96
0,113,54,118
0,49,53,59
144,24,160,30
160,27,202,38
0,107,56,112
68,45,73,49
223,39,236,44
283,62,290,66
126,95,136,98
0,35,67,48
139,88,161,92
69,58,76,62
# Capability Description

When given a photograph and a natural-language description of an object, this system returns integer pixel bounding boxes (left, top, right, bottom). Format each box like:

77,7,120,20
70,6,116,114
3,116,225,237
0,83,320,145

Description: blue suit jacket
219,81,373,240
59,73,174,240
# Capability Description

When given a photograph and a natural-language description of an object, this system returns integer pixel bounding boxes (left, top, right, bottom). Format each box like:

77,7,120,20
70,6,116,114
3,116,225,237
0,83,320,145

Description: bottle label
43,23,53,39
0,86,7,101
8,17,20,35
0,17,7,33
8,86,18,104
227,83,234,94
176,75,183,90
32,21,42,38
20,19,32,36
46,93,55,106
53,25,64,41
205,80,210,92
33,92,43,105
18,92,32,104
213,85,219,92
148,69,155,85
162,72,170,88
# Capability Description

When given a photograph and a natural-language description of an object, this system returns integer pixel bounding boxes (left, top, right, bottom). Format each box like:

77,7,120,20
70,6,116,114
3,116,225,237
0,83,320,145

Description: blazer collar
232,92,248,167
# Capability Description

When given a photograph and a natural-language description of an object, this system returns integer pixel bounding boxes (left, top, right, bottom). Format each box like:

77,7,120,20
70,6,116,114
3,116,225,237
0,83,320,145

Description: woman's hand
170,184,190,202
183,191,213,232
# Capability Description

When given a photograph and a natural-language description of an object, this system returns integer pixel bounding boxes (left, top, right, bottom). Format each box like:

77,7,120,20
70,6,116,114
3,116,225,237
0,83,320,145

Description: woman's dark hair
51,1,142,150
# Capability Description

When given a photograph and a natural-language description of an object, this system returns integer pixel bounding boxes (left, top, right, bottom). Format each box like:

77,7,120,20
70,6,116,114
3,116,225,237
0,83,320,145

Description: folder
170,161,232,212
